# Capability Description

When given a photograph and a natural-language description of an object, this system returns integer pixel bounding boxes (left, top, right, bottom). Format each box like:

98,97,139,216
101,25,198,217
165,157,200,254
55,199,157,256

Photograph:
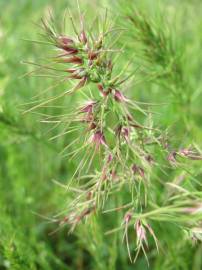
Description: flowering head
145,154,154,164
114,89,127,103
107,153,113,164
88,51,99,60
178,147,202,160
124,212,132,224
97,84,111,97
57,35,75,51
135,220,148,246
91,130,107,150
79,29,88,45
79,101,97,114
167,151,177,166
115,125,130,142
132,164,145,178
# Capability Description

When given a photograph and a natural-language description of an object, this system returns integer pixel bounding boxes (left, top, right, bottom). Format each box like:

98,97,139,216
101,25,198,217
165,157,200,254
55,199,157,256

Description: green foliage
0,0,202,269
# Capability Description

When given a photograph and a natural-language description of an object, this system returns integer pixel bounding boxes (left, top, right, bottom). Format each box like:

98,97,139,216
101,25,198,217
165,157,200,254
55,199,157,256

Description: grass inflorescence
23,4,202,265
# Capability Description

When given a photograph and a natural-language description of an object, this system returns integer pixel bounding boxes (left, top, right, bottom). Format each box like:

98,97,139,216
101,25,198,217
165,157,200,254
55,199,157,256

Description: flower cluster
27,12,202,264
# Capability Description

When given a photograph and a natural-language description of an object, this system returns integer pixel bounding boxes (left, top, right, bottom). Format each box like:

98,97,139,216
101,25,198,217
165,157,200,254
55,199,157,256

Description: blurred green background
0,0,202,269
